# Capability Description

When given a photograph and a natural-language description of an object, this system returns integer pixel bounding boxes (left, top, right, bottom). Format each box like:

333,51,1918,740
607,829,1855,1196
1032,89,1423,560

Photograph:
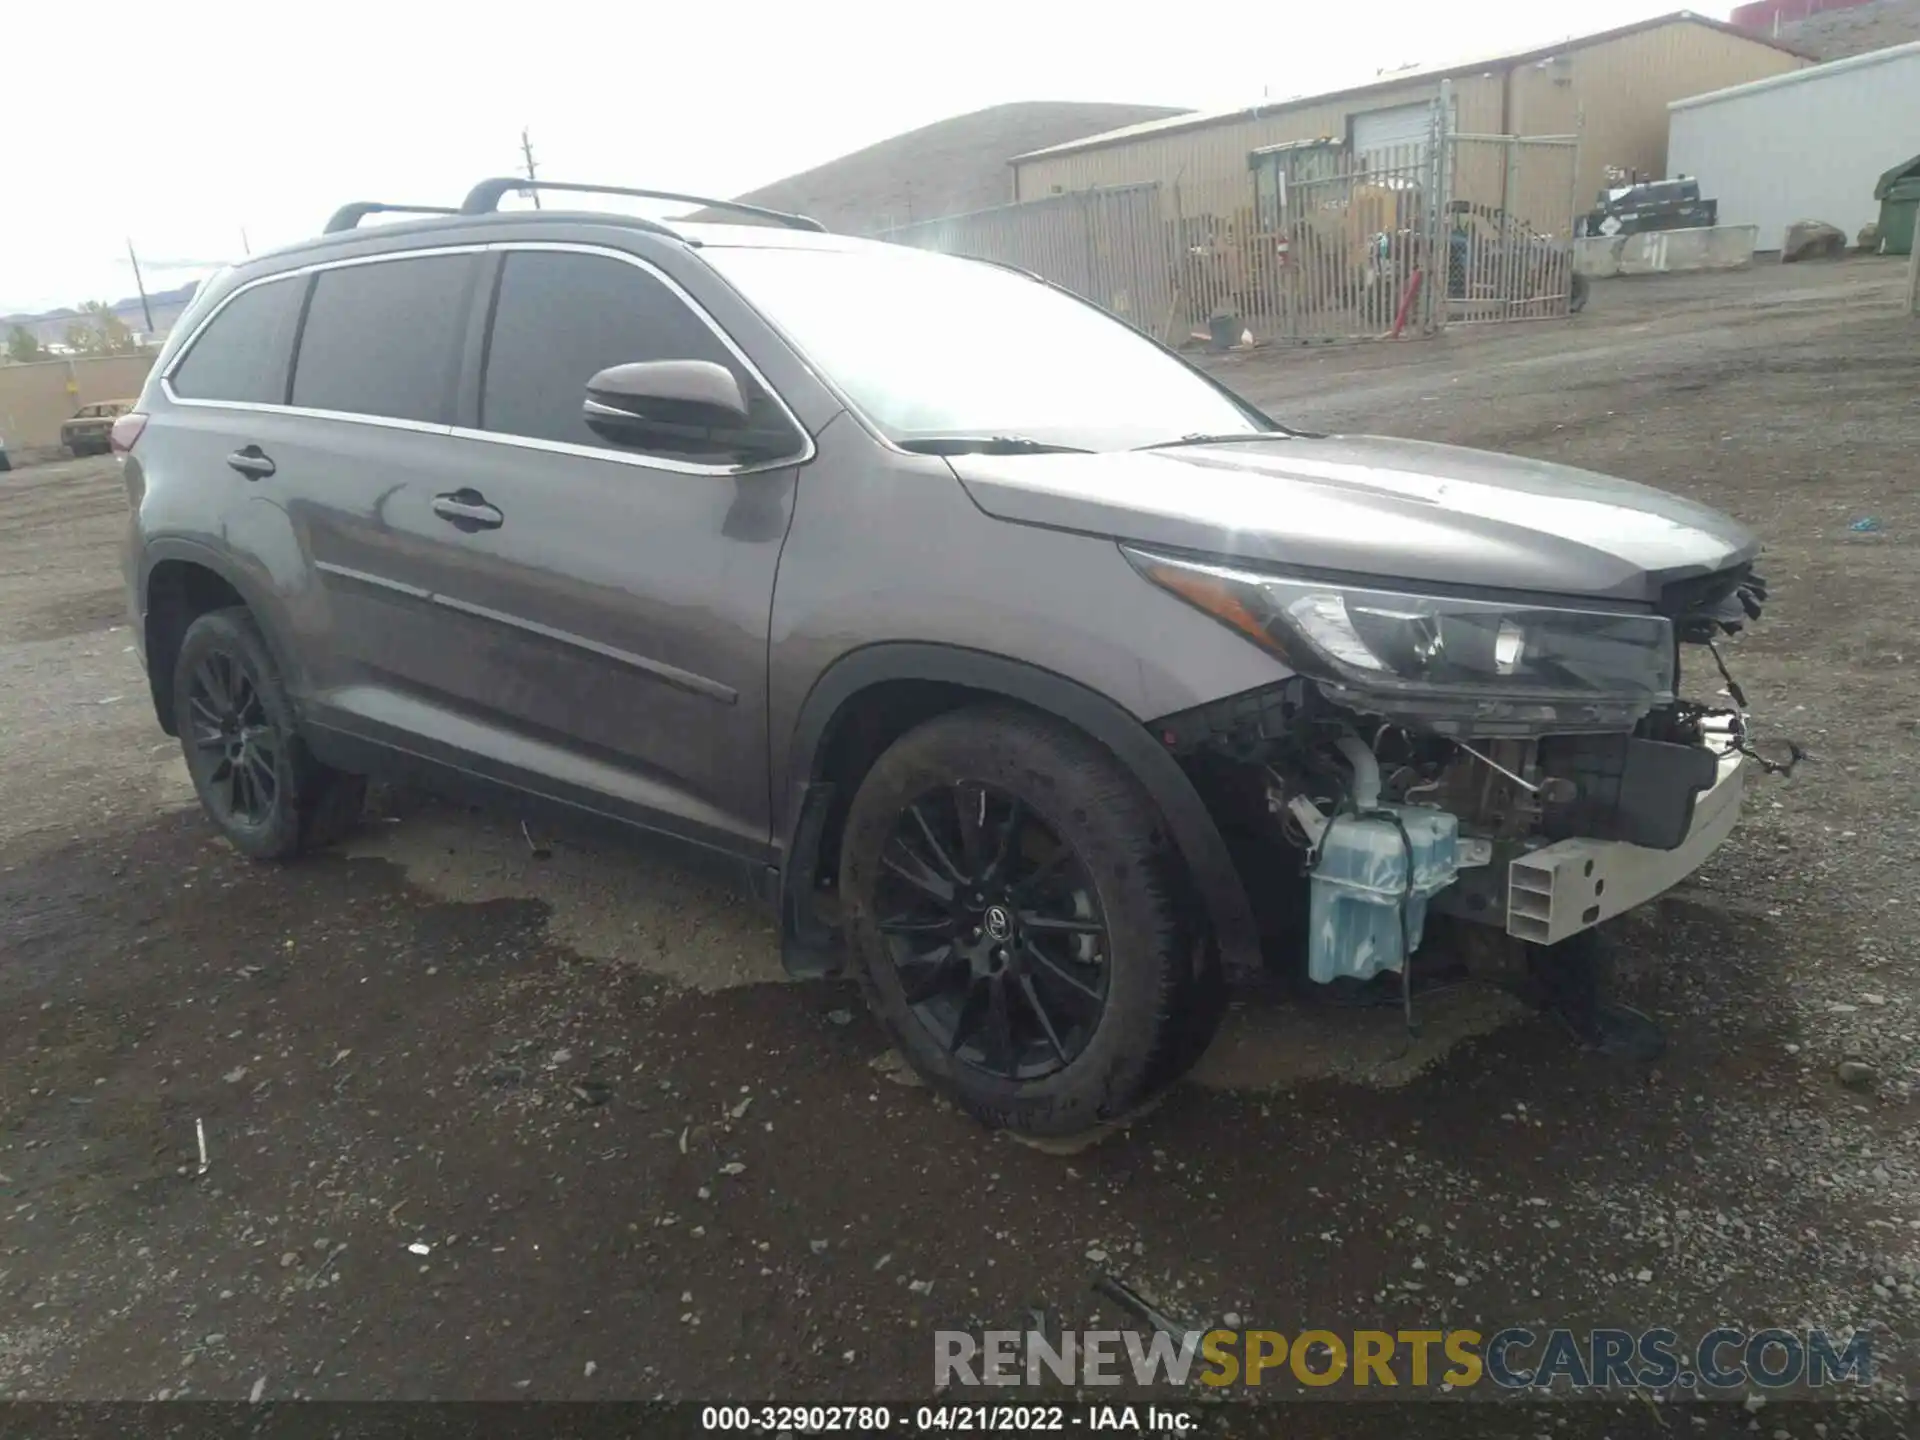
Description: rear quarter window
290,253,477,424
167,276,306,405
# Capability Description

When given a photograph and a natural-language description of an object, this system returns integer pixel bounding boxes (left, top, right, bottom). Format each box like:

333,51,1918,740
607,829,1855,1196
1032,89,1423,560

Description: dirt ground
2,258,1917,1433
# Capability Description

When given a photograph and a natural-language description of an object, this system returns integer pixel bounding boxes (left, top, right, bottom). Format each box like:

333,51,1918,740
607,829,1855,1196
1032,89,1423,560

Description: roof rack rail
458,178,828,233
323,202,463,234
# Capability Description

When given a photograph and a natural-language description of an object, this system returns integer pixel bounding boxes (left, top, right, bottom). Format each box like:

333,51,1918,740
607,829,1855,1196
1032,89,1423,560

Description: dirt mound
702,101,1185,233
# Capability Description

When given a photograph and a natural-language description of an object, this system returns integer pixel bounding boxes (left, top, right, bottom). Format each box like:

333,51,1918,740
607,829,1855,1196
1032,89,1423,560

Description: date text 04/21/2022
699,1404,1195,1432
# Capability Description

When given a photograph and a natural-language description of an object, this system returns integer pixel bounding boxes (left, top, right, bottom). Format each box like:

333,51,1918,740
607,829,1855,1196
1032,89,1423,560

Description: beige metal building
1010,12,1808,221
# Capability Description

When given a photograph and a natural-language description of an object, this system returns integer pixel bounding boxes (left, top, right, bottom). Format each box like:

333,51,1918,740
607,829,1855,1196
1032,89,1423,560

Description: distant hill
3,281,200,347
707,101,1188,233
1777,0,1920,56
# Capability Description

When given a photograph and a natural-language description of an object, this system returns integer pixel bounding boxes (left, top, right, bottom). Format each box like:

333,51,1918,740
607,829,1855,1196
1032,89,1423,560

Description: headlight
1125,546,1674,732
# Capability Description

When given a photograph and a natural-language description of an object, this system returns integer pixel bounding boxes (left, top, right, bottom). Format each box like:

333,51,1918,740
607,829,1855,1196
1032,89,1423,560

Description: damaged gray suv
121,179,1774,1136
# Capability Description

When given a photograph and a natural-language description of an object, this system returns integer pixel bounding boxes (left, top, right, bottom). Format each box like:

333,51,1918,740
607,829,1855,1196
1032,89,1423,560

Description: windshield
704,243,1274,452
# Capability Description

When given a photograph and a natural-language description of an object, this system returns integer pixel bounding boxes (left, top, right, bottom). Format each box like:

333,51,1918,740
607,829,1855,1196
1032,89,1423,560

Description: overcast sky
3,0,1701,314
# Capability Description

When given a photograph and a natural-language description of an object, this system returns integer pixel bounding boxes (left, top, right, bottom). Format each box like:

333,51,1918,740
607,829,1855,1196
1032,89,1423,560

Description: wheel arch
778,643,1261,982
140,540,297,736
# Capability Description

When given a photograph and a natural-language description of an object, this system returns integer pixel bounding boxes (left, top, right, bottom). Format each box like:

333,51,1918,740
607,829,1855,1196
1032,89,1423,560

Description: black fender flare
138,538,302,732
779,643,1261,982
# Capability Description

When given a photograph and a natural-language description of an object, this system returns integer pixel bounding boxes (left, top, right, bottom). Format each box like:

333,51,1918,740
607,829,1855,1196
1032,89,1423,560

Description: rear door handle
431,489,504,531
227,445,276,480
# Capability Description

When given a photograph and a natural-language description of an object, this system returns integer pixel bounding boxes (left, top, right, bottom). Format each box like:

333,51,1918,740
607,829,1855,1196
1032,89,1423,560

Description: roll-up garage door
1352,101,1442,161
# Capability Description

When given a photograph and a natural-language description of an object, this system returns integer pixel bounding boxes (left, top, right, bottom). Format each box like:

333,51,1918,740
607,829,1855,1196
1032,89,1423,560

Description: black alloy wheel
839,704,1201,1135
874,780,1110,1082
185,647,282,828
172,606,366,860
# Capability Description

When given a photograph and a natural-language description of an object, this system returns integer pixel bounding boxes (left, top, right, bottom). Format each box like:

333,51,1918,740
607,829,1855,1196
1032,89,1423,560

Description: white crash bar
1506,745,1745,945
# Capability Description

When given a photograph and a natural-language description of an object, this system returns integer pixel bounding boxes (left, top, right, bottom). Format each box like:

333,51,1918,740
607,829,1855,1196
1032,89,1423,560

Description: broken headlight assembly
1124,546,1675,734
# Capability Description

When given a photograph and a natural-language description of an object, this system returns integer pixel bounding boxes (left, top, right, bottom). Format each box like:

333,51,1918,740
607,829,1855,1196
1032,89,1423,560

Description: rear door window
168,276,305,405
479,249,801,464
290,254,476,424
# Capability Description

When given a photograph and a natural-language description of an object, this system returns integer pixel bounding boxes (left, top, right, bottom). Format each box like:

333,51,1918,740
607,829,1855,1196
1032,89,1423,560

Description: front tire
173,607,364,860
839,705,1190,1135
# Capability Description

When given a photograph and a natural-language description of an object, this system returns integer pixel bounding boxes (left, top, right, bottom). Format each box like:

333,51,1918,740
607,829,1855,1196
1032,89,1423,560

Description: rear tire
1569,272,1590,314
173,607,364,860
839,704,1191,1136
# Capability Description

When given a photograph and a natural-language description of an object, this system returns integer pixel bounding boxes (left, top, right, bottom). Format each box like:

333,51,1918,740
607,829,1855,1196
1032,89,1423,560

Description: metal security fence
882,102,1581,345
880,185,1177,340
1240,135,1452,341
1441,135,1583,323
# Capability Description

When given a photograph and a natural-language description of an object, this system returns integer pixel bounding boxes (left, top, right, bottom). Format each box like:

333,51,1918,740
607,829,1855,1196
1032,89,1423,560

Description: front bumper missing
1506,745,1744,945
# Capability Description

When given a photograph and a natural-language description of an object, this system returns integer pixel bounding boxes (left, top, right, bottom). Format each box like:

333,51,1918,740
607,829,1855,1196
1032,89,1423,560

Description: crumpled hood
951,434,1760,604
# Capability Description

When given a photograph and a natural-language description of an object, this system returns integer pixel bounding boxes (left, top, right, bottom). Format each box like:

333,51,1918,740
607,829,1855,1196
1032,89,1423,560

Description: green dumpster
1874,153,1920,257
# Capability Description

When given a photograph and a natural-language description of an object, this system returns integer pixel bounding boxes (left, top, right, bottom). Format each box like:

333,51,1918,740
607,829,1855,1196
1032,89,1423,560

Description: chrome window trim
442,424,783,476
160,396,455,437
160,244,486,396
159,239,814,478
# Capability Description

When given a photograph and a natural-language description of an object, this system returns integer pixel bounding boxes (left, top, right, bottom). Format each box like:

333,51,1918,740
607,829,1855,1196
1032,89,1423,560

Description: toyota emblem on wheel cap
983,905,1013,941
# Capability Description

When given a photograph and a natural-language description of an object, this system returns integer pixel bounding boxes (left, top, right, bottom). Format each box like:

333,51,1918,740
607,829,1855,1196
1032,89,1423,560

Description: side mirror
582,360,750,449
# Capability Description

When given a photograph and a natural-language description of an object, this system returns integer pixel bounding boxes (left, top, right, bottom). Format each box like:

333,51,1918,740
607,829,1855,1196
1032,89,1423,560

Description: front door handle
431,489,504,531
227,445,276,480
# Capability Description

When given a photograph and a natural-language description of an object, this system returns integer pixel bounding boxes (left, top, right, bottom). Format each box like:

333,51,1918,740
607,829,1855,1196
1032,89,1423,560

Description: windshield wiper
1135,430,1293,451
897,435,1093,456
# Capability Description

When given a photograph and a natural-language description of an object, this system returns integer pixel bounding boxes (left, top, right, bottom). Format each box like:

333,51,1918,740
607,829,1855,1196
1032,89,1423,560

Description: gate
1242,131,1452,341
1439,135,1583,322
1245,105,1581,339
880,184,1177,339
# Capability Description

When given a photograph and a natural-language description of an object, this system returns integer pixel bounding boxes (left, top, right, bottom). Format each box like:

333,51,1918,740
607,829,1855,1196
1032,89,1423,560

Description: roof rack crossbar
458,178,827,232
323,202,463,234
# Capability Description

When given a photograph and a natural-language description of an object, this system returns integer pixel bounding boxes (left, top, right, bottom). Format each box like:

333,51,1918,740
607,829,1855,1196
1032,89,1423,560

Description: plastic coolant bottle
1307,807,1461,984
1306,738,1461,984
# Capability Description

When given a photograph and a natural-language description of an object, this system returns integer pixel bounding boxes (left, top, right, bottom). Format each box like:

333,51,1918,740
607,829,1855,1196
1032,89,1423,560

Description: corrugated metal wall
1548,20,1803,210
1010,19,1804,222
1669,43,1920,248
1011,77,1503,216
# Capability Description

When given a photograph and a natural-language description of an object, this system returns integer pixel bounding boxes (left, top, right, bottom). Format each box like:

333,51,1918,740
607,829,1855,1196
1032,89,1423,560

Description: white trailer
1668,41,1920,251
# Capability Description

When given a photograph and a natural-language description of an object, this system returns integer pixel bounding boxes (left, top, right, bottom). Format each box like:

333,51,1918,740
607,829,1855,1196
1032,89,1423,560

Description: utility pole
125,238,156,335
521,127,542,208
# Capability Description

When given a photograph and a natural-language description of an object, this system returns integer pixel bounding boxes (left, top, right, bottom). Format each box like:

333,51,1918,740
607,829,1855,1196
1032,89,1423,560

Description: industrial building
1009,12,1807,222
1667,40,1920,251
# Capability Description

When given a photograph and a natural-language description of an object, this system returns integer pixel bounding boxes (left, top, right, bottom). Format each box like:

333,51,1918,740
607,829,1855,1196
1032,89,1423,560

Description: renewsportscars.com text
936,1326,1873,1391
